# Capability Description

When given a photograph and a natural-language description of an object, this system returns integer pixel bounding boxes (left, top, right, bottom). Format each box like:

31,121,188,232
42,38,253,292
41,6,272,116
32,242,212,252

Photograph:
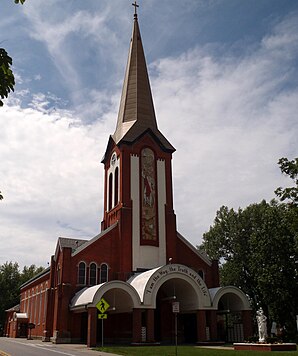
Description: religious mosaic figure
256,307,267,342
141,148,157,241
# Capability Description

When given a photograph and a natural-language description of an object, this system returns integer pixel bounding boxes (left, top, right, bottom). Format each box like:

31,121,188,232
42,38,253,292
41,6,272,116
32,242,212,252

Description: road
0,338,119,356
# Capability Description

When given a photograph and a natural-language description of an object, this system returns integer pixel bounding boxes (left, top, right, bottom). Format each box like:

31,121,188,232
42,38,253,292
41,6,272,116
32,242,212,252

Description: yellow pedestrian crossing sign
96,297,110,313
98,314,107,319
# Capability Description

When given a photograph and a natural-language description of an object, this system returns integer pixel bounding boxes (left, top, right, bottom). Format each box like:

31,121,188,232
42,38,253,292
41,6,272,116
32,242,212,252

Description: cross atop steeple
132,1,139,18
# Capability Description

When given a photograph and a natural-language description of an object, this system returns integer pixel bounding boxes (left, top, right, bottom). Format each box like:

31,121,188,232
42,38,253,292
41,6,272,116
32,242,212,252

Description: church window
38,287,42,325
44,285,48,322
114,167,119,206
24,292,26,313
89,263,97,286
57,264,61,285
78,262,86,285
36,291,39,325
108,173,113,211
27,291,30,315
34,287,37,324
30,289,34,322
140,147,157,243
198,270,205,280
100,263,108,283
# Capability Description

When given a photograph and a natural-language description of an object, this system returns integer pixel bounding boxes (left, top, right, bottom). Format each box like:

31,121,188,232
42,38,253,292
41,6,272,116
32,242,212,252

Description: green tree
0,262,44,332
0,0,26,106
0,262,21,330
275,157,298,207
200,200,298,339
0,48,15,107
20,264,44,285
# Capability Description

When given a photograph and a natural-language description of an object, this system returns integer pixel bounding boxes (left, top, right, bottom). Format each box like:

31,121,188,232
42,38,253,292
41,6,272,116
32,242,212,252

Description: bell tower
101,6,177,272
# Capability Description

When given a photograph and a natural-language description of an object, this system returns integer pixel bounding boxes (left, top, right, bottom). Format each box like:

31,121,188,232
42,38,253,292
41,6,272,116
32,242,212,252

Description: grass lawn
94,345,298,356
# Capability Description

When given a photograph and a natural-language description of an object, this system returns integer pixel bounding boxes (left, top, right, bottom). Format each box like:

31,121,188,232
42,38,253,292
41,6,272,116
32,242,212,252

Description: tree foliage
199,158,298,339
0,262,44,332
275,157,298,207
0,48,15,107
0,0,26,107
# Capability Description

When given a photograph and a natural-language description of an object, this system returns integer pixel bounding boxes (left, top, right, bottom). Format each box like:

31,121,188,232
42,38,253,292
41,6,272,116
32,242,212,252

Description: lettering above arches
129,264,212,309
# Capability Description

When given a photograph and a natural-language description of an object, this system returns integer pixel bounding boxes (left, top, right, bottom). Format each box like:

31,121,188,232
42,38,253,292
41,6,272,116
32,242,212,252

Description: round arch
70,281,142,312
210,286,251,311
92,280,142,312
129,264,211,309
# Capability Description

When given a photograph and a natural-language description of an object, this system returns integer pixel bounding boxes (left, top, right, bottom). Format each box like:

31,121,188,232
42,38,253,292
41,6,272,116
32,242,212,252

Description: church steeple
112,6,175,152
101,5,178,271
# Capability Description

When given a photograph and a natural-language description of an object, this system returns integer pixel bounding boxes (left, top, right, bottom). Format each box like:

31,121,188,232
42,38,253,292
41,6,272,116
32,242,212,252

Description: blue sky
1,0,297,267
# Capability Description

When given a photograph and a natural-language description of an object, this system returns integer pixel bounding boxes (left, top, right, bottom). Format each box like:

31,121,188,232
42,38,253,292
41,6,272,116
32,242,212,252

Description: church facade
5,10,252,347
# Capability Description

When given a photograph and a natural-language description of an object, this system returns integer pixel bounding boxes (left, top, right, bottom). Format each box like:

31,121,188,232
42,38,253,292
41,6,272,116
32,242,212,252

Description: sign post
96,297,110,348
172,302,179,356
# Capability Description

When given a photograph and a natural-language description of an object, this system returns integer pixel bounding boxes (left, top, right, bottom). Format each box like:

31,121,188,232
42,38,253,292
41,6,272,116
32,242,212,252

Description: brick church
5,7,252,347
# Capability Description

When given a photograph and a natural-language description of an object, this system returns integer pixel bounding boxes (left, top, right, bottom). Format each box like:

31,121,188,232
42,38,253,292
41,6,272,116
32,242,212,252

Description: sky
0,0,297,268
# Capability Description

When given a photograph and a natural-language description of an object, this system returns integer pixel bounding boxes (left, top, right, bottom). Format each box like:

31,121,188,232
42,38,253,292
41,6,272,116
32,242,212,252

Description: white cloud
21,1,128,112
0,101,112,267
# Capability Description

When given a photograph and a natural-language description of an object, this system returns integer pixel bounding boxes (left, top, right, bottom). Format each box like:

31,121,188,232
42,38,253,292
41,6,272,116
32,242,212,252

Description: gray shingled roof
58,237,88,252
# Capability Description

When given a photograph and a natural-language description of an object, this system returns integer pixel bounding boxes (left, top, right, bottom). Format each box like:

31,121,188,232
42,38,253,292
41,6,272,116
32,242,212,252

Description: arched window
24,292,27,313
89,263,97,286
114,167,119,207
100,263,108,283
27,291,30,314
198,270,205,280
57,264,61,285
78,262,86,285
108,173,113,211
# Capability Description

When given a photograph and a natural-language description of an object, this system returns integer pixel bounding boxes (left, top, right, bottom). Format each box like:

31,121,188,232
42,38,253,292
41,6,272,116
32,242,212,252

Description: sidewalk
52,341,121,355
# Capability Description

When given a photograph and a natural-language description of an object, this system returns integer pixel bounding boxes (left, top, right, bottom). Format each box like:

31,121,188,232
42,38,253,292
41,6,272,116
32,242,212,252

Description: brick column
242,310,253,340
132,309,142,343
197,310,206,342
146,309,155,342
87,307,97,347
209,310,218,340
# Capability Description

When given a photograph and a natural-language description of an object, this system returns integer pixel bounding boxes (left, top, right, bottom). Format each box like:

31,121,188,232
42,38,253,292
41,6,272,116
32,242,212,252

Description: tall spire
112,6,175,152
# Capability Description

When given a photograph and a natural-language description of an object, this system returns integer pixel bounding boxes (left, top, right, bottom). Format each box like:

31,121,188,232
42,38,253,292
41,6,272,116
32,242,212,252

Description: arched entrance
129,264,212,345
96,286,136,344
210,287,252,342
154,278,199,343
70,281,141,346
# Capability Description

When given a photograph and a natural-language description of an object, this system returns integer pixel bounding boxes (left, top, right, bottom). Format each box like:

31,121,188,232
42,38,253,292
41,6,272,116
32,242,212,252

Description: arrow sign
98,314,107,319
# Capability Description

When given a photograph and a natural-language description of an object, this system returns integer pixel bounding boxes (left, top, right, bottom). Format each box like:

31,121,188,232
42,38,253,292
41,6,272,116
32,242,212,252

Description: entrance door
80,312,87,342
18,323,28,338
183,314,197,343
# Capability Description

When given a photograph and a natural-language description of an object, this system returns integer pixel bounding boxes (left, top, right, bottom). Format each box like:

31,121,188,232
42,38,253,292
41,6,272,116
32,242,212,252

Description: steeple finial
132,1,139,19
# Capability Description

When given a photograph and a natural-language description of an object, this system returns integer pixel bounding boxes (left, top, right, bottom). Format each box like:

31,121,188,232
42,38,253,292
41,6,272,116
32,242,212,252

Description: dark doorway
183,314,197,343
155,289,175,343
80,312,88,342
18,323,28,338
